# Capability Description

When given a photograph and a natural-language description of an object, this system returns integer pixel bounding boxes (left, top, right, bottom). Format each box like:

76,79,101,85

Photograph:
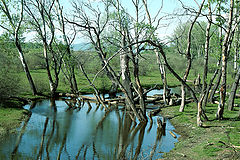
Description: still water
0,94,179,160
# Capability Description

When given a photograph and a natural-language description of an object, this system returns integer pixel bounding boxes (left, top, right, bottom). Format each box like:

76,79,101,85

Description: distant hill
71,43,93,51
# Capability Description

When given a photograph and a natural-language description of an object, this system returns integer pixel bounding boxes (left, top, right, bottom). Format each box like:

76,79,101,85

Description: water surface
0,95,179,160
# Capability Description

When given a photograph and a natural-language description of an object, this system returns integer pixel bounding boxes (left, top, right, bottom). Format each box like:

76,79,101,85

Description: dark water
0,92,179,160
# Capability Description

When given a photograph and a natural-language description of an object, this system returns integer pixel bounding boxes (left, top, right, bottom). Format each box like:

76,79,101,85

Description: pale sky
61,0,204,43
0,0,203,43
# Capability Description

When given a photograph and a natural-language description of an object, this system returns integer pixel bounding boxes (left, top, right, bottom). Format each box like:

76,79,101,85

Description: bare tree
0,0,37,95
68,0,146,122
228,0,240,111
197,0,212,126
228,67,240,110
24,0,63,96
55,0,78,93
141,0,170,105
216,0,235,119
179,0,206,112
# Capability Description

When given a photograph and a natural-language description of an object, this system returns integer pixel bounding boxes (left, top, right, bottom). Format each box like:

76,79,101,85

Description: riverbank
1,90,239,159
0,101,29,139
160,102,240,160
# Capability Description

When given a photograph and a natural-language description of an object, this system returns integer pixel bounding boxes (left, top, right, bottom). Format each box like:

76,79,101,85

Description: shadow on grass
202,116,240,128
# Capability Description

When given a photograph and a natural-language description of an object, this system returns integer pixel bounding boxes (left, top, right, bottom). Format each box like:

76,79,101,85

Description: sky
61,0,203,44
62,0,204,43
0,0,203,43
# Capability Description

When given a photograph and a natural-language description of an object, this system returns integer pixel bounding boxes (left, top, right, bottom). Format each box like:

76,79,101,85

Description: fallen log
80,95,97,101
58,93,78,97
105,97,125,102
169,131,177,138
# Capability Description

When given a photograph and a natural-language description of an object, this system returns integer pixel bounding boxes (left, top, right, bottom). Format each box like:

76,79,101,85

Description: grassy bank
0,101,29,138
160,101,240,160
17,69,236,96
1,67,239,159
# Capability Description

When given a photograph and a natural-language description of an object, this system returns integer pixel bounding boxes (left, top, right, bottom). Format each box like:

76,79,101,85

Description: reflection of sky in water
0,96,179,160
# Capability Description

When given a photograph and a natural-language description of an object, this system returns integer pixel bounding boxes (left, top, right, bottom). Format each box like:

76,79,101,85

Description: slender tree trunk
56,0,78,93
209,68,222,103
15,39,37,95
155,50,168,105
229,4,240,110
43,43,56,96
148,40,198,103
132,0,146,116
202,61,220,109
234,52,239,73
72,67,78,92
180,0,205,112
209,10,223,104
133,54,146,114
228,67,240,110
197,96,204,126
142,0,169,105
120,49,133,109
179,84,186,112
105,68,119,98
1,0,38,95
197,2,211,126
233,4,240,73
217,0,234,120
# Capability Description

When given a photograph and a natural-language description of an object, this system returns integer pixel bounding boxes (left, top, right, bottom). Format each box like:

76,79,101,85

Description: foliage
0,35,20,98
170,21,222,59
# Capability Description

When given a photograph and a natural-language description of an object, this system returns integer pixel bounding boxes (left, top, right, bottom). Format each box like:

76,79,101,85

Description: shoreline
1,94,239,159
0,101,29,139
160,103,240,160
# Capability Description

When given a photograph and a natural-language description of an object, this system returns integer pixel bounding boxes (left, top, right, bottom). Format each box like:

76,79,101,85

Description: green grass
161,102,240,160
3,66,239,159
0,105,29,137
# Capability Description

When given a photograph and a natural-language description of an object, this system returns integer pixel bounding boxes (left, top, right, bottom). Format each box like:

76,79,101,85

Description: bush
0,67,20,99
0,43,20,98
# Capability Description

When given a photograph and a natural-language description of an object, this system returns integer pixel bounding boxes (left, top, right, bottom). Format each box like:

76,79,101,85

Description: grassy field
161,100,240,160
16,67,236,97
1,67,239,159
0,101,29,138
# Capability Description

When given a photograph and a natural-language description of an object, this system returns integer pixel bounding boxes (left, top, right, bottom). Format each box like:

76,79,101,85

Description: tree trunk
229,4,240,110
155,50,169,105
179,84,186,112
228,67,240,111
202,63,220,109
239,109,240,118
43,43,56,96
209,70,222,103
15,39,37,95
179,0,205,112
120,50,133,109
234,52,239,73
217,0,234,120
197,95,204,127
56,1,78,94
72,67,78,92
12,1,37,95
233,4,240,73
133,55,146,116
198,3,211,124
148,40,198,103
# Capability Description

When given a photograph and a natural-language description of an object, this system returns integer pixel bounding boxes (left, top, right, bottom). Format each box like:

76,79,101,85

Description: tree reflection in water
3,98,178,160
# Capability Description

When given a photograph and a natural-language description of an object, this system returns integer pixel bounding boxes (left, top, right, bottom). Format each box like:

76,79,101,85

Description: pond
0,92,179,160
